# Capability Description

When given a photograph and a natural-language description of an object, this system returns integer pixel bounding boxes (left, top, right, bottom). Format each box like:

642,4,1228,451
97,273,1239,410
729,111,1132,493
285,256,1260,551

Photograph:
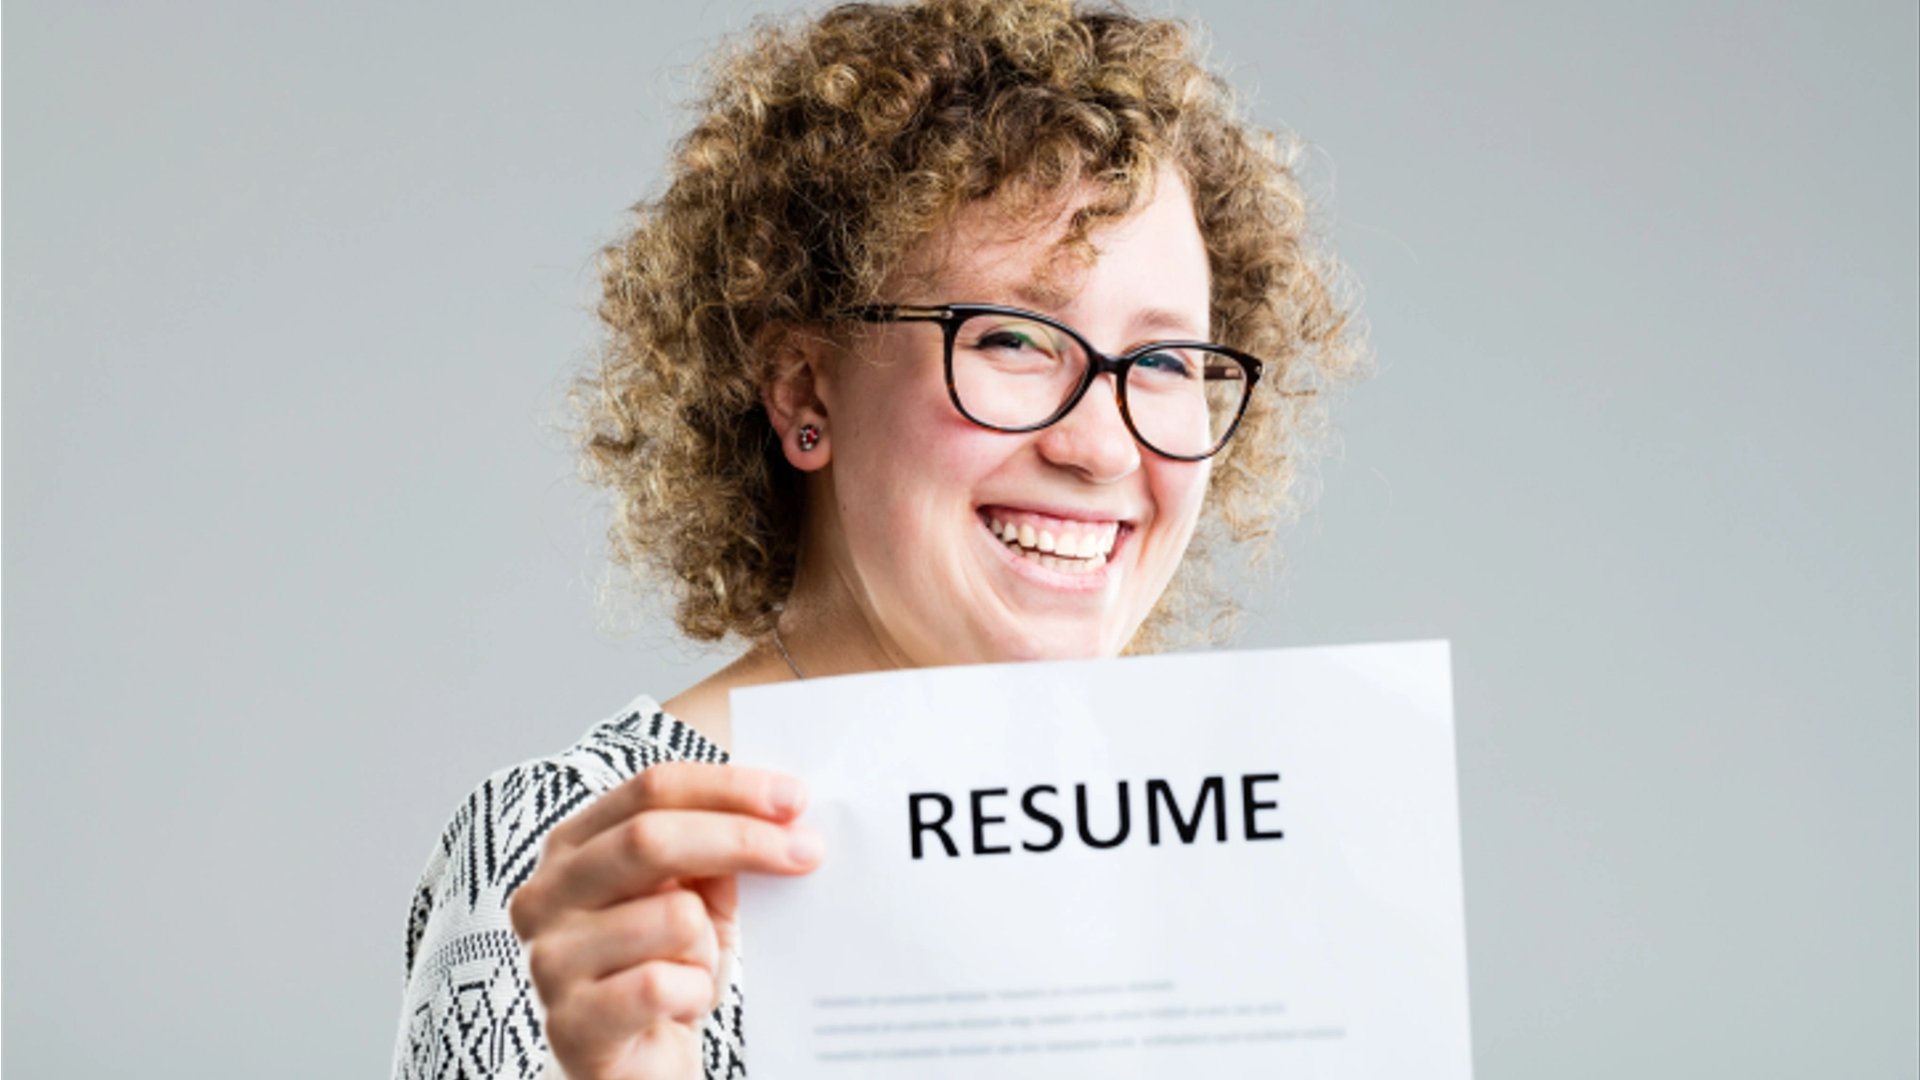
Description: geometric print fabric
391,698,747,1079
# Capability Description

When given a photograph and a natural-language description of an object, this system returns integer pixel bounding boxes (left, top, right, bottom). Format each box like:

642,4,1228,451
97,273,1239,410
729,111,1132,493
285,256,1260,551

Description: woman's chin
967,619,1125,664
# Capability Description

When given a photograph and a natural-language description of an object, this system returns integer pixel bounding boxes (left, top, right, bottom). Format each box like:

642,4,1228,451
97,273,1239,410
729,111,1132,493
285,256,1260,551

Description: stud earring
797,423,822,452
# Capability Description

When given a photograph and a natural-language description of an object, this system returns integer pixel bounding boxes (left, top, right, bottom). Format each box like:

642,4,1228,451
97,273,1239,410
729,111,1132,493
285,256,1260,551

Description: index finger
552,762,807,848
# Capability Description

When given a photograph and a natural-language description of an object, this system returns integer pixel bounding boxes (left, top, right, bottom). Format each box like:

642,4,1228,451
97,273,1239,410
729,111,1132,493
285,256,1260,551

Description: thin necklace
771,624,805,680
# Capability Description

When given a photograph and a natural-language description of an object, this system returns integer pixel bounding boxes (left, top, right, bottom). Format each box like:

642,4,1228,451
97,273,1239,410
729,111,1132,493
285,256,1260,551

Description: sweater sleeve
390,704,747,1080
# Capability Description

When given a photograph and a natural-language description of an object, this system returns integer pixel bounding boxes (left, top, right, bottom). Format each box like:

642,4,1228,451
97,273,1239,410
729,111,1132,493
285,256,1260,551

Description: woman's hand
509,761,822,1080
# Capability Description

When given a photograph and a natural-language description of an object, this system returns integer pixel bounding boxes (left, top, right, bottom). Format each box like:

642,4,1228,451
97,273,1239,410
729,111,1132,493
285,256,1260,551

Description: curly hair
577,0,1365,648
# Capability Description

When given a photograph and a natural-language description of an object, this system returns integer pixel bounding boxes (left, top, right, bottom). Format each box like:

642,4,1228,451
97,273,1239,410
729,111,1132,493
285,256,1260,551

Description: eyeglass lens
948,312,1249,458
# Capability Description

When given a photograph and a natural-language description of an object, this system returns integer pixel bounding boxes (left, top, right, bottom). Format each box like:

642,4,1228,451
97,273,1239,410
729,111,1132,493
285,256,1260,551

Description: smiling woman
389,1,1363,1078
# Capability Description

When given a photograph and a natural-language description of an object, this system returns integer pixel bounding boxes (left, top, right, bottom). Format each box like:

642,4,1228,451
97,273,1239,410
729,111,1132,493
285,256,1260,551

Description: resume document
733,641,1471,1078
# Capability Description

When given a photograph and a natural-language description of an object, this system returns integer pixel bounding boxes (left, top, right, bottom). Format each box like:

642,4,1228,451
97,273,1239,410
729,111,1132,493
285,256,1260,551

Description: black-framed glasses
841,303,1263,461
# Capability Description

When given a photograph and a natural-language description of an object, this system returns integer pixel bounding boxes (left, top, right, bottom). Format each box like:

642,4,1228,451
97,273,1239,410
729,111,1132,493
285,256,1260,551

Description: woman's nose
1034,373,1142,482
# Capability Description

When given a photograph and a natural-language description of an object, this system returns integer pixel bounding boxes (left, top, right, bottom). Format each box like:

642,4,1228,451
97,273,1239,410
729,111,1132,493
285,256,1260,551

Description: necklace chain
771,624,805,680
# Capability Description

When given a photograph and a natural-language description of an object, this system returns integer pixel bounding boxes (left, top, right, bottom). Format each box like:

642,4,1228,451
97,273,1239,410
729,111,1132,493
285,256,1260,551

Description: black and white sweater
390,698,747,1080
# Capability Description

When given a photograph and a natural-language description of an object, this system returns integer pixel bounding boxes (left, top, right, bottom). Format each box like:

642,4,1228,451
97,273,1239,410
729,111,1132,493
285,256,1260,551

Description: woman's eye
978,330,1040,351
1134,351,1194,378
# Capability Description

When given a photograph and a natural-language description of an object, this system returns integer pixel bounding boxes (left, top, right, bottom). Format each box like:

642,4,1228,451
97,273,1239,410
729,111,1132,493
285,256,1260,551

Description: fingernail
769,777,807,818
787,827,823,866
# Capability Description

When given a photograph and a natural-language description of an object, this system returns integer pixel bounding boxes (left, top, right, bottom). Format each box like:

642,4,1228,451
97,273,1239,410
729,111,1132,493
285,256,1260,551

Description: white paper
733,641,1471,1078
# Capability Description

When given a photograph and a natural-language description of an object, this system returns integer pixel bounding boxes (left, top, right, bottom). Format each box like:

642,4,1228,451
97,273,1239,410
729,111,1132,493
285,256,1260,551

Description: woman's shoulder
391,695,728,1078
534,694,730,794
403,694,725,959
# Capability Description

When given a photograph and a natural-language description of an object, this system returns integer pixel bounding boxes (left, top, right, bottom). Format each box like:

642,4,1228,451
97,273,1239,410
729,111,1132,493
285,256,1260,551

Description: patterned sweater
390,698,747,1079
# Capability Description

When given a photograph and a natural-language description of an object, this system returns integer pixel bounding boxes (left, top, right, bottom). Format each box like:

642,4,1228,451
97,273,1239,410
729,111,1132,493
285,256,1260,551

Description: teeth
1017,546,1108,574
986,515,1120,567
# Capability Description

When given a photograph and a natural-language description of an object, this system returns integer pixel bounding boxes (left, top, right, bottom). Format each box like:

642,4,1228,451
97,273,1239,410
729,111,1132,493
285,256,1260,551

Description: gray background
6,0,1915,1075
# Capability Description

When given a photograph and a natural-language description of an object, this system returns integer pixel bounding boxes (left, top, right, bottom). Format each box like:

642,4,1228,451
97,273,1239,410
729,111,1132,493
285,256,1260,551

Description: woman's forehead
886,172,1209,332
938,253,1083,311
890,195,1086,296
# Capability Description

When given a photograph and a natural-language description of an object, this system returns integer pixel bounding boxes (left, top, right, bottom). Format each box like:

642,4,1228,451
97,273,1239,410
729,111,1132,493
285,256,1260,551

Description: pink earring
797,423,822,452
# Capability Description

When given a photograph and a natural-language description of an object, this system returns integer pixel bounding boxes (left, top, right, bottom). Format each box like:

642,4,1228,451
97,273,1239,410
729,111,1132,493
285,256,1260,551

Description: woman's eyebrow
1002,280,1207,340
1127,307,1208,340
1008,277,1077,313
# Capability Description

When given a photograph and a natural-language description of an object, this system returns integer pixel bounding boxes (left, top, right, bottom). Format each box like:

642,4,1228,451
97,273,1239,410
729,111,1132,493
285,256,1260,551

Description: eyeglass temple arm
837,304,953,323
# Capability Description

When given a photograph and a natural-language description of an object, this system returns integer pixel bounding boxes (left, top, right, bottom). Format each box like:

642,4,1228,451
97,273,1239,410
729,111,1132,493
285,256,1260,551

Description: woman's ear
759,323,835,472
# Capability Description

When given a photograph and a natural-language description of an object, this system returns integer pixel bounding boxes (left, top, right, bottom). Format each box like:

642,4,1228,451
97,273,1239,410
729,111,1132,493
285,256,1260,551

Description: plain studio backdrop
4,1,1915,1075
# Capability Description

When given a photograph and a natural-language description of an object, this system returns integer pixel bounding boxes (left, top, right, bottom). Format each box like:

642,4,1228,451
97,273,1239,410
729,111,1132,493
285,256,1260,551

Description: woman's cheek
1158,459,1210,530
1144,461,1210,589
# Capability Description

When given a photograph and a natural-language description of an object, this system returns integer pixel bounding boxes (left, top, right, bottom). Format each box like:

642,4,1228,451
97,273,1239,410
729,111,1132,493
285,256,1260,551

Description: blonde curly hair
577,0,1364,648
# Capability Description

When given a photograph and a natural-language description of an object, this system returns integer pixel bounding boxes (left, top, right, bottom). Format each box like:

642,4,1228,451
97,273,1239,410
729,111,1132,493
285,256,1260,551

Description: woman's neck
662,543,906,750
660,640,789,752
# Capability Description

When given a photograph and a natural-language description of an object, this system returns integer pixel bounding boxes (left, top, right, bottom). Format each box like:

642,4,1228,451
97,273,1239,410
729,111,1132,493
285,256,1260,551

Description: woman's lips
979,507,1124,575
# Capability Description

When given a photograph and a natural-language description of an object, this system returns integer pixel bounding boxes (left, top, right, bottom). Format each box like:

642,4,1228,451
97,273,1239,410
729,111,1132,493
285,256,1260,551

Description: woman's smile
977,505,1127,581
